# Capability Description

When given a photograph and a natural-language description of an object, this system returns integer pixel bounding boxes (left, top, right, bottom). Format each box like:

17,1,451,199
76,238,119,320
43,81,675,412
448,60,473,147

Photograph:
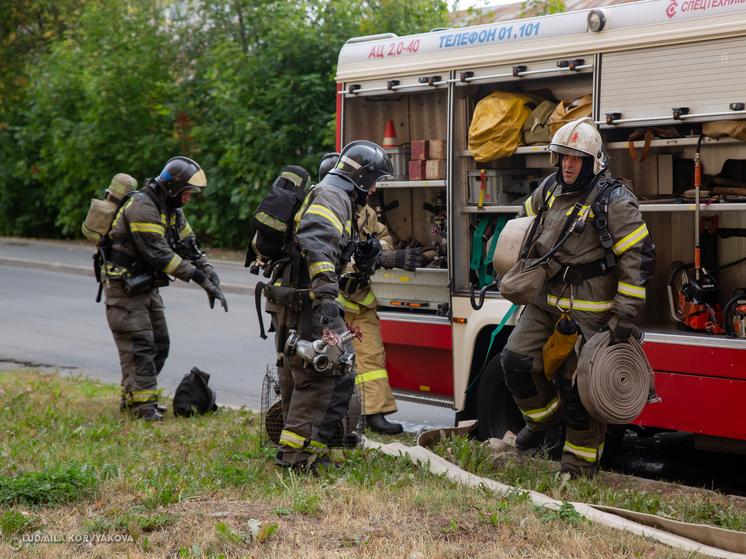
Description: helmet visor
549,144,592,159
187,169,207,188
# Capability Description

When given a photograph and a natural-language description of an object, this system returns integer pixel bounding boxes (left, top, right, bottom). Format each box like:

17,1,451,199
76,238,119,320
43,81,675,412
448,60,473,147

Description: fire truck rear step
391,389,454,408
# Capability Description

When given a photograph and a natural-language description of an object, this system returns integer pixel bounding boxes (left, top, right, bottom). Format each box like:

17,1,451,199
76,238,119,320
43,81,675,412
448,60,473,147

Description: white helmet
549,117,605,175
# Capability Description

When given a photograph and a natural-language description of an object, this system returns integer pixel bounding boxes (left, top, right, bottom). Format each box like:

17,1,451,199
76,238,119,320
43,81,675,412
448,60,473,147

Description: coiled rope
576,330,653,424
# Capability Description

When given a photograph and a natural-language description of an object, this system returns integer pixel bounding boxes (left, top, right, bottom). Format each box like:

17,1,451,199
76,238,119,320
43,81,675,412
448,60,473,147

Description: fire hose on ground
363,418,746,559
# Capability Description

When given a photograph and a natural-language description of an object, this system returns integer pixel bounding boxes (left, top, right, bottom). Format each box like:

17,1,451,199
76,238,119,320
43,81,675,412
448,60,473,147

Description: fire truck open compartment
451,63,594,295
342,80,451,316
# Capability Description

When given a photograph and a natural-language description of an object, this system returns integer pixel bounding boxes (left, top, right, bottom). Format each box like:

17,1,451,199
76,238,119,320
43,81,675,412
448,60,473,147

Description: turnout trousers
347,306,397,417
104,280,169,416
500,304,606,476
270,304,356,466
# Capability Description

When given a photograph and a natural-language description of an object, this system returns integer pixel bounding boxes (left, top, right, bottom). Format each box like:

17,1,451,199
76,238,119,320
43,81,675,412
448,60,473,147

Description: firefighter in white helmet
500,118,656,478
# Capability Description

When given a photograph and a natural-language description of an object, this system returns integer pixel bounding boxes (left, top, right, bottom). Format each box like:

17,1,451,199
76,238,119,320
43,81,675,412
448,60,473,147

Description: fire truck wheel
475,355,562,459
600,424,627,467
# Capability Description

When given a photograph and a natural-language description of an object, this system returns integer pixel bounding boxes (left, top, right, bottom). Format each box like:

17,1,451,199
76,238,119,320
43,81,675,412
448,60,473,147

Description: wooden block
409,160,427,181
429,140,447,160
425,159,446,180
411,140,429,161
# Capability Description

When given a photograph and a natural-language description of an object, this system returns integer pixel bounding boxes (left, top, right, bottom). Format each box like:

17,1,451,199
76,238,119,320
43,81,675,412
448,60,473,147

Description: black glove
201,264,220,287
603,314,633,344
192,268,228,312
379,248,423,272
319,297,339,325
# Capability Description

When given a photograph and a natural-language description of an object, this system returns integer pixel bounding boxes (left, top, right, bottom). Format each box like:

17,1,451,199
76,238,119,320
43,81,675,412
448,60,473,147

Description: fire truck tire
475,355,562,458
600,424,627,467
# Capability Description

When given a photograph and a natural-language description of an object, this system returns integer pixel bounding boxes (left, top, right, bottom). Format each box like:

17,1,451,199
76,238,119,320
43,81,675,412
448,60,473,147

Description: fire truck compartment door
599,36,746,127
455,54,593,87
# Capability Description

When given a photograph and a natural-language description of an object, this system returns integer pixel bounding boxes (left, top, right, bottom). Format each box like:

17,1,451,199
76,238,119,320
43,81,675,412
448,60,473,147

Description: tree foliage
520,0,566,18
0,0,449,246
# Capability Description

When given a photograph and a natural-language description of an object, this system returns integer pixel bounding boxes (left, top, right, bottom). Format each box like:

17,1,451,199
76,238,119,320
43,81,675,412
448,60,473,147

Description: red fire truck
335,0,746,453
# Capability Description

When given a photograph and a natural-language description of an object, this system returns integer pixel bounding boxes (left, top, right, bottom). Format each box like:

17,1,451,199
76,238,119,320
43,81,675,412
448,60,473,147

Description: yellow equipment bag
468,91,546,162
542,313,580,381
703,120,746,142
548,94,593,137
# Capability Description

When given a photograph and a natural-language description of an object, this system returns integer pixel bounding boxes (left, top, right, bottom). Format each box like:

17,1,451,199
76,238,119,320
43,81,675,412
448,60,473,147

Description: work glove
603,313,634,345
192,268,228,312
201,264,220,287
378,248,423,272
318,297,339,325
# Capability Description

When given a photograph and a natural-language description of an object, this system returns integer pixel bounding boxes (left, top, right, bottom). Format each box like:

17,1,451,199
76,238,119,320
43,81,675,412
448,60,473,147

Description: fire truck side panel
644,341,745,381
633,372,746,440
380,318,453,397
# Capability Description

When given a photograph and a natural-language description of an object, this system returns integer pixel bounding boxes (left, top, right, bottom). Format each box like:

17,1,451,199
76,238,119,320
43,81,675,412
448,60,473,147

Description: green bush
0,0,449,247
0,461,98,506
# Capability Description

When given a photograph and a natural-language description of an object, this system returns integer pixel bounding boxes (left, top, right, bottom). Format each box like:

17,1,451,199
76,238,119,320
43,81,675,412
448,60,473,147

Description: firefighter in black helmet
102,156,228,422
266,141,393,471
319,152,421,434
318,152,339,184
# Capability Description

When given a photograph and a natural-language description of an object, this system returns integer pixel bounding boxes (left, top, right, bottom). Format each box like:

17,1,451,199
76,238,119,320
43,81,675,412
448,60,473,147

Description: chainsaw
667,261,724,334
723,288,746,338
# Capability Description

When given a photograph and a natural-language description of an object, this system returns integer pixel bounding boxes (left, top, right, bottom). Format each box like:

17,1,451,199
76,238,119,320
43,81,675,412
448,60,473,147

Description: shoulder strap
592,179,624,273
520,174,558,259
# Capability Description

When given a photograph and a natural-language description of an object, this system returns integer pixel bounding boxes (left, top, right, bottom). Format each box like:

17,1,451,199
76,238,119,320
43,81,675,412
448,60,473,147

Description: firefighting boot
141,408,163,422
366,413,404,435
514,426,546,451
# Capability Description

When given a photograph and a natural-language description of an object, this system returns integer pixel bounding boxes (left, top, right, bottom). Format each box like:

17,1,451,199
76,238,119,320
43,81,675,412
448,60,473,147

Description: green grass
0,369,723,558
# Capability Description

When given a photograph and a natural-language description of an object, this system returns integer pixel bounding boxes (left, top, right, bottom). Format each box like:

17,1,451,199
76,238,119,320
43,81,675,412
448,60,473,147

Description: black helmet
318,152,339,182
328,141,393,203
155,156,207,197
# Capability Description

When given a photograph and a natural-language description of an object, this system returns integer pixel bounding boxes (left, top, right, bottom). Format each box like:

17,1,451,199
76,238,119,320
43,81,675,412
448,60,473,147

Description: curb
0,256,255,296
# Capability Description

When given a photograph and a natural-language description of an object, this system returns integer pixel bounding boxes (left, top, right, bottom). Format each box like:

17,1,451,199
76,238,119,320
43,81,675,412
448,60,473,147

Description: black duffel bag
173,367,218,417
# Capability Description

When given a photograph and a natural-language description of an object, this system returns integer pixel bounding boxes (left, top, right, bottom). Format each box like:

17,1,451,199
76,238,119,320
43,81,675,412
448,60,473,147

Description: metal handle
470,282,499,311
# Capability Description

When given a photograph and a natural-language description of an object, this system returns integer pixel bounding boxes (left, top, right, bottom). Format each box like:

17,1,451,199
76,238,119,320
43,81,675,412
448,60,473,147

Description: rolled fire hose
576,330,653,425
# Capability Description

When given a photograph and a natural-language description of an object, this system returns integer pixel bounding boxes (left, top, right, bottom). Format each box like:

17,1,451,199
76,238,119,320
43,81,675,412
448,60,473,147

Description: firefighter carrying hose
102,157,227,422
267,141,393,471
319,154,422,435
500,118,656,478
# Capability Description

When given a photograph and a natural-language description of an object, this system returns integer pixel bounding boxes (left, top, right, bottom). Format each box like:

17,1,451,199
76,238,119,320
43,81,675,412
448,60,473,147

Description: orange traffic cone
383,120,397,148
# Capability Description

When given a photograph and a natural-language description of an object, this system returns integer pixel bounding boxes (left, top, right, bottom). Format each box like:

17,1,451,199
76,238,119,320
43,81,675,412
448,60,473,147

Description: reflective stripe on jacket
518,171,656,321
293,182,354,300
107,181,207,282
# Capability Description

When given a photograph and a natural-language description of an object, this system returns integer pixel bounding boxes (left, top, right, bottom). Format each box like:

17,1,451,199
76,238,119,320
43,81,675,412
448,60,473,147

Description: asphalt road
0,237,455,433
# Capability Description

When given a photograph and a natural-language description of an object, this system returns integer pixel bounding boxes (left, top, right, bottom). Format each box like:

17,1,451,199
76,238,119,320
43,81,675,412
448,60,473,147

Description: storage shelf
459,205,521,214
642,323,746,351
458,202,746,213
606,136,745,151
639,202,746,212
460,145,550,158
376,180,446,189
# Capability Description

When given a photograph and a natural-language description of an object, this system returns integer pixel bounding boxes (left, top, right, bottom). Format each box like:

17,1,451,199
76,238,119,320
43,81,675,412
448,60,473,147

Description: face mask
165,194,185,209
355,188,369,206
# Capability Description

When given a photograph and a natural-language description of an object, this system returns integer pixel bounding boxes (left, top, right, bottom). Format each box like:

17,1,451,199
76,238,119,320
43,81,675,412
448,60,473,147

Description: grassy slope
0,369,735,558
